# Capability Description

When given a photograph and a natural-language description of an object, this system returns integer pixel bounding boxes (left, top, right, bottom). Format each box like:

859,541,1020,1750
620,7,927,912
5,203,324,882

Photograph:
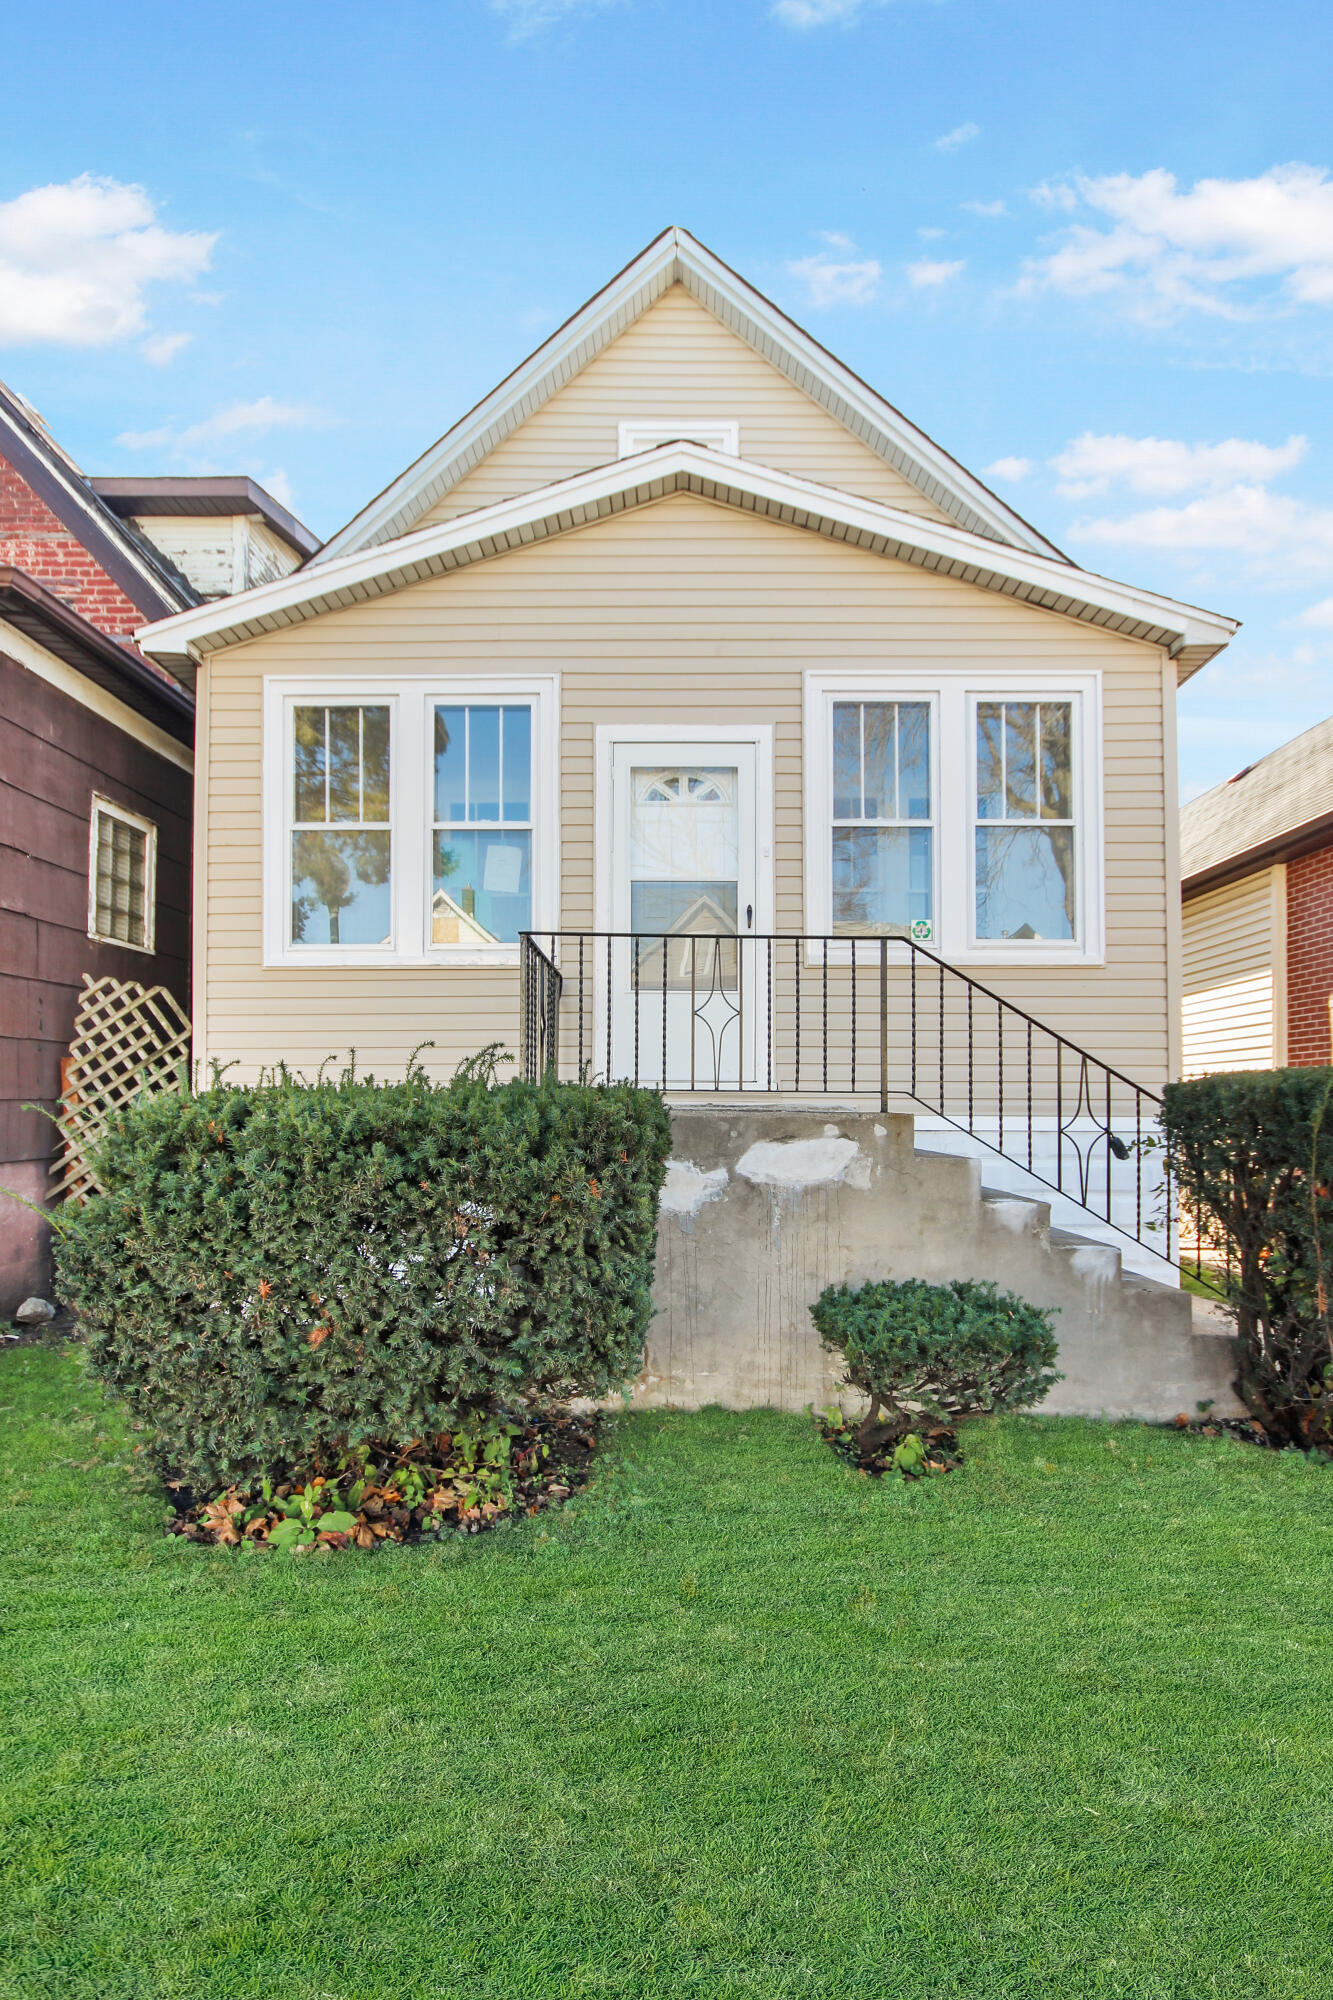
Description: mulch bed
166,1409,601,1551
1165,1410,1332,1455
815,1411,962,1480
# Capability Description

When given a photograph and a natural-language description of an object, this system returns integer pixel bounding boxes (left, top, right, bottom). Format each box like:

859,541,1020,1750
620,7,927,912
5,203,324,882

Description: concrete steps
643,1107,1243,1420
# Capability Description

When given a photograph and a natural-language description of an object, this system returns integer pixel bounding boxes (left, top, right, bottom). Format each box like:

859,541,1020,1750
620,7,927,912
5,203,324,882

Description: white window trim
804,668,1104,966
617,420,739,458
88,793,158,954
262,673,559,968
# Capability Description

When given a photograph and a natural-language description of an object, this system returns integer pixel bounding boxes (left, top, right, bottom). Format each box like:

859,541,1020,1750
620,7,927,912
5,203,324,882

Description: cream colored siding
1181,869,1284,1076
201,492,1171,1093
421,287,954,527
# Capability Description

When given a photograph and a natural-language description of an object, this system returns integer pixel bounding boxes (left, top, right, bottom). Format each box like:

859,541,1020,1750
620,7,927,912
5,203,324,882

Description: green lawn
3,1344,1331,2000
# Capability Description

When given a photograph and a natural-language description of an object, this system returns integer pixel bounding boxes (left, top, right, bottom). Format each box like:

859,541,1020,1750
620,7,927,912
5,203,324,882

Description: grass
2,1344,1332,2000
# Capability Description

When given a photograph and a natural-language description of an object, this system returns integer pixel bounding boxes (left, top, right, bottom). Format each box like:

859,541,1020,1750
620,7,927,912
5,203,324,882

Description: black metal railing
519,930,1179,1264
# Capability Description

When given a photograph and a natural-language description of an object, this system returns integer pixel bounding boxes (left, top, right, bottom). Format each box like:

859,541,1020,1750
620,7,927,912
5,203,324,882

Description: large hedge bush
56,1059,671,1491
1162,1066,1333,1448
811,1276,1060,1449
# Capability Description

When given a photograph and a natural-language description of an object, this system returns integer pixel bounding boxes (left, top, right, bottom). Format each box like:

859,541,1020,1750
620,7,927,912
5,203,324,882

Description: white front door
601,732,768,1088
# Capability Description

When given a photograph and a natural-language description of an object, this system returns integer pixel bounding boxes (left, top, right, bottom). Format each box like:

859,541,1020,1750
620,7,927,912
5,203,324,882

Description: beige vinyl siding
421,286,954,527
201,492,1172,1094
1181,868,1284,1077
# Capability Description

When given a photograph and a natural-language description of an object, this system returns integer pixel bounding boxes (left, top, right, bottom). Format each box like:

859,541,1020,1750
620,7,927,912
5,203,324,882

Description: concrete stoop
639,1107,1243,1422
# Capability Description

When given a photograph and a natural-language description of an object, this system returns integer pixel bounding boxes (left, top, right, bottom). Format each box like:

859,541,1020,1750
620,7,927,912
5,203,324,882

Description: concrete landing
639,1108,1242,1422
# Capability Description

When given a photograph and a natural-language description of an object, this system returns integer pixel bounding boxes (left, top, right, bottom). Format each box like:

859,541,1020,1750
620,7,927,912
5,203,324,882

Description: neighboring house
136,225,1241,1381
1180,717,1333,1077
0,379,317,1311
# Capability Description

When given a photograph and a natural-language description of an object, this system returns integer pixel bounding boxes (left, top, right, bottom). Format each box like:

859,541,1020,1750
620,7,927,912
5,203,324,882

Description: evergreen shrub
811,1276,1060,1448
56,1058,671,1490
1162,1067,1333,1447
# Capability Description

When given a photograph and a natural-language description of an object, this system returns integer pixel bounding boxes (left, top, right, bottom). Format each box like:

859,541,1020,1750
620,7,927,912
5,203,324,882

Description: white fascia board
137,443,1239,666
314,226,1064,567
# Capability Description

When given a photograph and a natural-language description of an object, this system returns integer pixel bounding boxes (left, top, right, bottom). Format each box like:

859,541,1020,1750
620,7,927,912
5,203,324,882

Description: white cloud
1071,484,1333,582
934,122,980,152
1051,431,1308,498
140,331,191,366
1020,163,1333,319
0,174,214,349
1291,595,1333,628
259,468,296,510
490,0,621,35
917,226,947,241
117,396,324,454
787,249,882,307
907,257,965,286
772,0,883,24
963,199,1007,217
983,456,1035,481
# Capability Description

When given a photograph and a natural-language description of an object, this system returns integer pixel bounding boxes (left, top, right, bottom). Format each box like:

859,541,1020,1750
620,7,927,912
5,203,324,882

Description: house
1180,716,1333,1076
0,379,317,1311
136,227,1242,1418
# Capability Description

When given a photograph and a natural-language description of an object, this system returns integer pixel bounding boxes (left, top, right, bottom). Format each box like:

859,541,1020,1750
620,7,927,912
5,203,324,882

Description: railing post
872,944,880,1120
519,934,531,1083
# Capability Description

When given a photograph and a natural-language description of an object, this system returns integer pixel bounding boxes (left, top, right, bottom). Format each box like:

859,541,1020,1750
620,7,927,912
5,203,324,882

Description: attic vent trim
618,419,739,458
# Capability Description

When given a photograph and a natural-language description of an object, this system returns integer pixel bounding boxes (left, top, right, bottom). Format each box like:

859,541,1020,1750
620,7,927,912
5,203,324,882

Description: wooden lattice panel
51,973,192,1205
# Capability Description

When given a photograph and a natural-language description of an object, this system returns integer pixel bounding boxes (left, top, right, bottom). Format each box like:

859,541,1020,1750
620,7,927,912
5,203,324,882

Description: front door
603,735,766,1087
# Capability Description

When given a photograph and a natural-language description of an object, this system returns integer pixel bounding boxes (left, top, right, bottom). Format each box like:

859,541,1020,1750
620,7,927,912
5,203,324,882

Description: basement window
88,795,157,953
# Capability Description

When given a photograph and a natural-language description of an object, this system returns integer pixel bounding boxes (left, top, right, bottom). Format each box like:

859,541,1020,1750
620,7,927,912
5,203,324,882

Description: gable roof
1181,714,1333,893
137,441,1237,677
0,379,197,622
313,226,1066,567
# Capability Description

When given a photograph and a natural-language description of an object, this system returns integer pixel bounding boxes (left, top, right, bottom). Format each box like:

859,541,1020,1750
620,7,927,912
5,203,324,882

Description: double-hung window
974,700,1077,943
830,700,932,936
807,673,1101,963
290,703,393,947
431,704,533,944
265,676,556,965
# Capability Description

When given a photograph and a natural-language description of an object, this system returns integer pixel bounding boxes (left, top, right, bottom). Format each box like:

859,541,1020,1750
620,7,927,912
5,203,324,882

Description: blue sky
3,0,1331,799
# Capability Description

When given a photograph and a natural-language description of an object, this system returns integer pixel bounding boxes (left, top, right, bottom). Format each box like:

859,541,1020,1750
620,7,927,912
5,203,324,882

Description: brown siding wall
0,650,192,1177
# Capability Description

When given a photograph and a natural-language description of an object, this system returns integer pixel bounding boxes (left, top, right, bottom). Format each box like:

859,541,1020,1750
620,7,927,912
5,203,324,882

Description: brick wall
0,452,145,637
1286,841,1333,1064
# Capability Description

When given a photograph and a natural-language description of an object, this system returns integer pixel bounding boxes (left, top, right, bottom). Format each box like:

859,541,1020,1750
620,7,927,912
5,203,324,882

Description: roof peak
312,225,1066,568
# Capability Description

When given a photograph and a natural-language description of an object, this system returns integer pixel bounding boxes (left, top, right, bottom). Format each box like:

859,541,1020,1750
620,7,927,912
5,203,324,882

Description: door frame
594,722,776,937
594,722,775,1085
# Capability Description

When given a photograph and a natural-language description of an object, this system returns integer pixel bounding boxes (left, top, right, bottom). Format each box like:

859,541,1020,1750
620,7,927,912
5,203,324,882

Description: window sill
803,939,1104,971
263,946,523,970
88,928,154,955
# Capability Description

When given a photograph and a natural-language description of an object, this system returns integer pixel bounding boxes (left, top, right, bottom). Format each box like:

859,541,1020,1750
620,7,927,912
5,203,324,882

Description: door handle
746,904,753,930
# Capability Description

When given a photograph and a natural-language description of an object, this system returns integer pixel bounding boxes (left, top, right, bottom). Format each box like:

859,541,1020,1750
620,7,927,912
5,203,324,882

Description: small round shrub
811,1276,1061,1448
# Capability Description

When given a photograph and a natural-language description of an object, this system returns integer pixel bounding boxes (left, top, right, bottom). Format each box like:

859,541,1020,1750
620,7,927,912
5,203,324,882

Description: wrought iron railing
519,930,1179,1263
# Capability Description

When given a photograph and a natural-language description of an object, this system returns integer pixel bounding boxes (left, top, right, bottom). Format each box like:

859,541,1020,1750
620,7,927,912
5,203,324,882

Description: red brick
0,451,146,638
1286,842,1333,1064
